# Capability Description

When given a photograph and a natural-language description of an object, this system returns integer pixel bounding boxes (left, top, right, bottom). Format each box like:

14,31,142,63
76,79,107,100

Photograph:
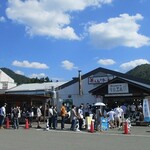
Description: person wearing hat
0,103,7,129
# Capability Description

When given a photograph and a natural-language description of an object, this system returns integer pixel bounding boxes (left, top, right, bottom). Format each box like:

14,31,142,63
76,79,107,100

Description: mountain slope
126,64,150,81
1,64,150,85
0,67,30,85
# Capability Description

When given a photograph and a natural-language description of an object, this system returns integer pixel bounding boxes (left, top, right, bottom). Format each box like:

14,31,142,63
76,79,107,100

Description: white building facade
0,69,17,90
56,68,115,109
56,67,150,112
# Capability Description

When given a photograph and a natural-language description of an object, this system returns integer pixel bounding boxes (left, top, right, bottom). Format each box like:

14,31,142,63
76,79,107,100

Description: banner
143,98,150,122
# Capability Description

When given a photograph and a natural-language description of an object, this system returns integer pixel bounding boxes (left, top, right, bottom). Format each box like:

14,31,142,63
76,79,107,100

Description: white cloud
97,59,116,65
120,59,150,71
61,60,78,70
88,13,150,49
0,16,6,23
12,60,49,69
6,0,113,40
15,70,24,75
30,73,46,79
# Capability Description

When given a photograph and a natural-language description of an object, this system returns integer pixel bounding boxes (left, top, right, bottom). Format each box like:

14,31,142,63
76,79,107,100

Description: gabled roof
58,67,150,89
89,77,150,94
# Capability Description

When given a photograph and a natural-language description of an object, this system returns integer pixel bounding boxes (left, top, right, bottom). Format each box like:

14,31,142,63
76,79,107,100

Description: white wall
0,70,14,82
0,83,2,89
57,71,114,107
0,69,17,90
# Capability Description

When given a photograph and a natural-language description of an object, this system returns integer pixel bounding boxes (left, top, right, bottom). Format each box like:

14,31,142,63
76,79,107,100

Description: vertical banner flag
143,98,150,122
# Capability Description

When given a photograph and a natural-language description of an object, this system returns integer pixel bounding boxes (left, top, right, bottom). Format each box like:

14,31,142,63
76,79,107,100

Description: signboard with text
88,76,109,84
108,83,129,94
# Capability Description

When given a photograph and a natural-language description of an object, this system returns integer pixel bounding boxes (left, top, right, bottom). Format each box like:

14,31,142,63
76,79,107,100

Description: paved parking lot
0,123,150,150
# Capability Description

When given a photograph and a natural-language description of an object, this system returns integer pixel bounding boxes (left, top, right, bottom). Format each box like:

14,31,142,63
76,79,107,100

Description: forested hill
0,67,31,85
0,67,50,85
126,64,150,81
1,64,150,85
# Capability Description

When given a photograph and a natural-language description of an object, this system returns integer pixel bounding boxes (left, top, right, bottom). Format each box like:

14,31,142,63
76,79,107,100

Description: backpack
13,108,19,118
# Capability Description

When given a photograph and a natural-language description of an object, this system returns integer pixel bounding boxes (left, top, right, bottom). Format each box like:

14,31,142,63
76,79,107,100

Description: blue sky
0,0,150,81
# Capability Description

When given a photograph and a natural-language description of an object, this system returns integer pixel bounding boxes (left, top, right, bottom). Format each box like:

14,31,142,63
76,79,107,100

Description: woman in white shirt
107,109,116,128
37,106,42,128
0,103,7,129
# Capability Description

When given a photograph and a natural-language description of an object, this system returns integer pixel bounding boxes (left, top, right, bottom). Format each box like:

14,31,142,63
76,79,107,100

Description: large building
56,67,150,110
2,81,66,112
1,67,150,113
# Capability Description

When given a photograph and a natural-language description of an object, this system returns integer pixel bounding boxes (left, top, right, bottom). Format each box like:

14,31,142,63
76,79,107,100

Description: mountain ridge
0,67,50,85
1,64,150,85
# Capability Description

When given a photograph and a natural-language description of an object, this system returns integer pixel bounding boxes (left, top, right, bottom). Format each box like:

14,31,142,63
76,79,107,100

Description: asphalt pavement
0,123,150,150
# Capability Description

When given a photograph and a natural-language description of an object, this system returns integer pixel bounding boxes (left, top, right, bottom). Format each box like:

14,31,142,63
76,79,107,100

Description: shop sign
88,76,108,84
108,83,129,94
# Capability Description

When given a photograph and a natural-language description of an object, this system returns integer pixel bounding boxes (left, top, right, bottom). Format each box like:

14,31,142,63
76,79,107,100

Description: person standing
95,106,103,131
60,102,67,130
48,105,53,129
114,106,124,128
84,103,89,117
0,103,7,129
78,104,84,130
53,106,58,129
70,105,78,131
28,106,34,128
107,109,116,129
121,104,127,118
12,106,19,129
37,106,42,128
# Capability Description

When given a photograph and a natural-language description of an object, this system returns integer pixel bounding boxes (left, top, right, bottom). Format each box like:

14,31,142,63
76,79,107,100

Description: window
2,82,8,89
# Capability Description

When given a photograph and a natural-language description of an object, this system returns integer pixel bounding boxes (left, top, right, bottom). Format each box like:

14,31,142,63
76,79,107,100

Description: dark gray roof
58,67,150,90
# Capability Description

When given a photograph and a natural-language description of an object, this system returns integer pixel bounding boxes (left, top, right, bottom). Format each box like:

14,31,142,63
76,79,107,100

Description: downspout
78,70,82,95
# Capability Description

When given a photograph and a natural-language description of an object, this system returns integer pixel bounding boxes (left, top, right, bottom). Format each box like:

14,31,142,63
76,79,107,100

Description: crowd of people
0,103,43,129
105,102,144,129
0,101,144,131
60,102,144,131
